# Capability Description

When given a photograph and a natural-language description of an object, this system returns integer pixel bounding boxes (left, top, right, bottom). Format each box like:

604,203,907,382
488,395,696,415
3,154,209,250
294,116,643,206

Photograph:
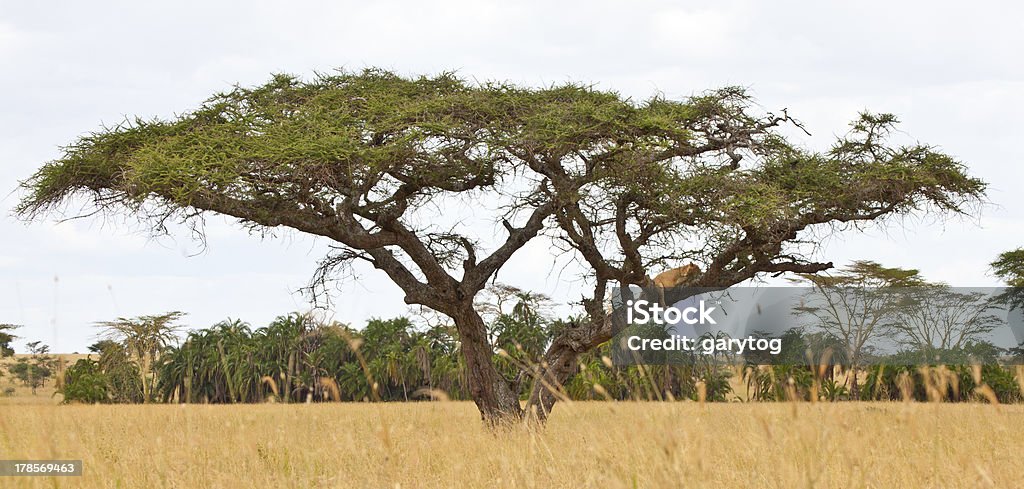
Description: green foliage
88,340,120,354
16,70,986,288
95,341,145,403
155,314,448,403
861,364,1022,403
7,360,49,388
6,341,56,395
882,341,1005,365
58,342,146,403
820,379,849,402
790,261,1010,398
480,286,556,395
95,312,184,402
694,366,733,402
148,306,740,404
797,261,927,288
56,304,1024,405
991,249,1024,323
17,70,643,222
60,358,109,404
744,364,815,402
561,338,735,403
7,359,53,394
991,248,1024,287
0,324,17,357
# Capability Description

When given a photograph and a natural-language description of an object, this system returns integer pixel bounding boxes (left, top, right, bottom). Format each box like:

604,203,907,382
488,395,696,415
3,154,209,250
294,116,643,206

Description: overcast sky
2,0,1022,352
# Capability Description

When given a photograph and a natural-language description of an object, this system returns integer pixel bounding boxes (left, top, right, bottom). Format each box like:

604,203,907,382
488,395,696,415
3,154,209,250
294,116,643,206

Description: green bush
861,364,1022,403
60,358,109,404
744,364,815,401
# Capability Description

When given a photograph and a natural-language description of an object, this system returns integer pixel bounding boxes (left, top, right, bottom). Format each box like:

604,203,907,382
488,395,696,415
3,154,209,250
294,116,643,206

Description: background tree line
7,250,1023,405
46,248,1024,405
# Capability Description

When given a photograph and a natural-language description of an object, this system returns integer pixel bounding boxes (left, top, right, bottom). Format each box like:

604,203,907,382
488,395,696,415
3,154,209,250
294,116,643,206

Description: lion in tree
649,263,702,305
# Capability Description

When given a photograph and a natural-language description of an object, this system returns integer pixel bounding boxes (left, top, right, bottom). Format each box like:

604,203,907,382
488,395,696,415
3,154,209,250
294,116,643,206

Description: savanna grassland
1,387,1022,489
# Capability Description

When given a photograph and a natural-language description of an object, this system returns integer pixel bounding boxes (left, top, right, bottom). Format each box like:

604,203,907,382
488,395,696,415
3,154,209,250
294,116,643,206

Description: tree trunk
524,312,616,423
849,352,860,400
141,356,150,404
451,306,523,425
524,339,582,422
850,368,859,400
285,351,296,403
401,373,408,402
524,287,629,423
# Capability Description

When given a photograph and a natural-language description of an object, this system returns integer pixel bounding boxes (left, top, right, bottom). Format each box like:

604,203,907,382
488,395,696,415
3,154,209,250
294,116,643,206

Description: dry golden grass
1,396,1022,488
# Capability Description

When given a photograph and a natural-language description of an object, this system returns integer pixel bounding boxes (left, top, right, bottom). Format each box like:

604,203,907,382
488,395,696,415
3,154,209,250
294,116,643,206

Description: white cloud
0,256,18,269
650,8,742,55
43,221,149,253
0,23,19,54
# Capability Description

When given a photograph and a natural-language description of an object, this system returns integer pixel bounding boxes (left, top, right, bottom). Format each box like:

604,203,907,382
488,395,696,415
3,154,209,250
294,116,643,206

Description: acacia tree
9,341,54,394
791,261,926,397
18,69,984,424
0,324,17,358
992,249,1024,287
990,249,1023,355
95,312,184,402
890,287,1001,355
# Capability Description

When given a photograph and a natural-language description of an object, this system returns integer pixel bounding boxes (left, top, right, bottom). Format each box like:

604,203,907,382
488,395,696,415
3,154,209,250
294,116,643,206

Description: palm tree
255,313,315,403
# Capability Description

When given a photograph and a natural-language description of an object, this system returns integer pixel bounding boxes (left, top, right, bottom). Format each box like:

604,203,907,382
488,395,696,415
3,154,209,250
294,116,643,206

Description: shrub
60,358,109,404
861,364,1022,403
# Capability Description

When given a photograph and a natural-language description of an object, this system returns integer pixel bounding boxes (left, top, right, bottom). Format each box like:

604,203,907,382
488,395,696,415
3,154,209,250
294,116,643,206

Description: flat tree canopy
17,69,985,424
992,249,1024,287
